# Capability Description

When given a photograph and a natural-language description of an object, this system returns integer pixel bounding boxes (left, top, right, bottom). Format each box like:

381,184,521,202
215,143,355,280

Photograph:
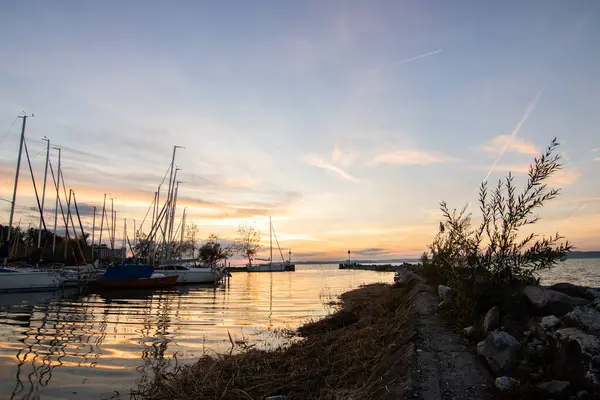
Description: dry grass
131,281,417,400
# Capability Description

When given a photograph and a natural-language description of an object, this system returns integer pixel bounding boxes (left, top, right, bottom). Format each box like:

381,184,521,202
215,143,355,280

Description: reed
131,281,417,400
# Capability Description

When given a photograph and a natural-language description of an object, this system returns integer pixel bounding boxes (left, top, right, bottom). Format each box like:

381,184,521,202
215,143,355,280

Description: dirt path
400,269,495,400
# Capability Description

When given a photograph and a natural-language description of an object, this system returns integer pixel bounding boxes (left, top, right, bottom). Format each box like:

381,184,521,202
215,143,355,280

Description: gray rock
524,285,589,316
590,298,600,311
563,306,600,334
541,315,561,330
484,306,500,331
551,283,596,301
438,285,451,302
537,380,570,397
265,397,287,400
463,325,475,339
587,288,600,299
477,330,521,374
553,328,600,390
393,269,411,285
495,376,520,392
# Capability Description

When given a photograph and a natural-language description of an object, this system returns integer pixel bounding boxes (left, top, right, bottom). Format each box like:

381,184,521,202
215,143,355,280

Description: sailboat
247,217,295,272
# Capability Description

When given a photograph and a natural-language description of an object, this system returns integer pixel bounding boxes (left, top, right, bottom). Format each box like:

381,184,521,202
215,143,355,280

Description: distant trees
198,234,233,266
233,224,262,266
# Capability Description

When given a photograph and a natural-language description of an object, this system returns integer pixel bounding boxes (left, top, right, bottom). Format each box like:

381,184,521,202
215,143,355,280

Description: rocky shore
426,269,600,399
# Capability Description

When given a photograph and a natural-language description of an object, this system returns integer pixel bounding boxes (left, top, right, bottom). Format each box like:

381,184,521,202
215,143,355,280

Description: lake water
0,260,597,400
0,265,395,400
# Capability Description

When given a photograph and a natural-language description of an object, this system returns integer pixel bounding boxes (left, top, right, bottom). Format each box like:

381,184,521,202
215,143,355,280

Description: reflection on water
538,258,600,287
2,260,596,399
0,265,394,399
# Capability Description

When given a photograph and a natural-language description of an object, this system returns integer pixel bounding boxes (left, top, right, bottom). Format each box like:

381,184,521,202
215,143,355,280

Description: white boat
154,262,224,284
247,262,287,272
247,218,295,272
0,267,63,292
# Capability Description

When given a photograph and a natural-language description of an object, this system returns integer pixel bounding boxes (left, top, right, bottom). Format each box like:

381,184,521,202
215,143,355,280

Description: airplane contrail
369,49,443,74
389,49,443,67
483,88,545,183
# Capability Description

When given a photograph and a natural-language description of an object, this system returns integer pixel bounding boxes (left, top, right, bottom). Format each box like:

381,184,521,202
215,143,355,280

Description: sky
0,1,599,261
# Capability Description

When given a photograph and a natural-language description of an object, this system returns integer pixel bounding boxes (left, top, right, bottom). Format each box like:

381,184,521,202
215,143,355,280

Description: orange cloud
548,168,581,186
481,134,539,155
371,149,456,165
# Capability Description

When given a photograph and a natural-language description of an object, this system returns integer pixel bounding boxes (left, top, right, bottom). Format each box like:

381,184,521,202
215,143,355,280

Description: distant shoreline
291,251,600,264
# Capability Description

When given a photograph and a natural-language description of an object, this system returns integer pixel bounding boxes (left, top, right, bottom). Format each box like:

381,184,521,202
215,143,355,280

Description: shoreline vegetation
132,282,415,400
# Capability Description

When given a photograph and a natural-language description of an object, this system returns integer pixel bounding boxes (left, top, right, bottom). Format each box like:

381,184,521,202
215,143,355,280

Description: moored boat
92,263,178,289
93,274,178,289
247,218,295,273
247,262,295,272
0,267,63,292
155,261,224,284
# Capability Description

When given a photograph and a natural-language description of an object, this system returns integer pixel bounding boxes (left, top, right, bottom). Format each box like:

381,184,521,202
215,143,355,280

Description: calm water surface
0,260,597,399
0,265,394,400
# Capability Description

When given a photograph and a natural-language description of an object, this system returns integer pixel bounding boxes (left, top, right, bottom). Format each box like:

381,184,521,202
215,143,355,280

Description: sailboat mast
52,147,61,254
110,198,114,250
37,136,50,248
122,218,127,262
169,177,180,242
64,189,72,260
163,146,181,253
180,208,186,250
91,206,96,261
6,115,28,253
269,217,272,263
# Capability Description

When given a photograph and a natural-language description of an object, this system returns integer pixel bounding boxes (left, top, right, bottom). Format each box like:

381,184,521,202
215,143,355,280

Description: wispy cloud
371,149,456,165
548,168,581,186
483,88,544,182
470,164,530,174
369,49,443,74
481,134,539,156
224,177,263,188
304,153,360,182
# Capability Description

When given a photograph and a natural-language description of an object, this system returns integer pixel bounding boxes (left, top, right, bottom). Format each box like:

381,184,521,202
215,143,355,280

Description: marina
0,265,395,399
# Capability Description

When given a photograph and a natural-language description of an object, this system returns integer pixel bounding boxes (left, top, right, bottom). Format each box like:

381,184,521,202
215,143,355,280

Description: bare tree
233,224,262,266
185,223,200,258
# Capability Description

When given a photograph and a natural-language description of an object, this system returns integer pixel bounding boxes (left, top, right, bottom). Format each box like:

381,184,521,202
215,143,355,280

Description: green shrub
423,138,572,323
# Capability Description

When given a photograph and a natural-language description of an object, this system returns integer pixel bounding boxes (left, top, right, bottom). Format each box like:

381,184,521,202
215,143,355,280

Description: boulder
483,306,500,331
563,306,600,334
537,380,570,398
463,325,475,339
550,283,596,301
588,298,600,311
438,285,452,302
587,288,600,299
540,315,561,331
477,330,521,374
524,285,589,316
393,269,411,286
553,328,600,390
495,376,520,392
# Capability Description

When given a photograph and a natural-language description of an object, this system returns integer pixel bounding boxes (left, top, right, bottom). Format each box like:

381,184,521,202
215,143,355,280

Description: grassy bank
132,282,415,400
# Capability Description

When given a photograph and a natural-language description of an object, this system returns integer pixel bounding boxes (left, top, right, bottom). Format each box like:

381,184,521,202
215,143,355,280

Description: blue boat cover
101,264,154,281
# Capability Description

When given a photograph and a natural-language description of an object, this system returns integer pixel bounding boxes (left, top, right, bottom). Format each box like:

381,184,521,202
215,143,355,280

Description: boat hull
247,263,294,272
156,269,222,284
93,275,178,289
0,270,62,292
